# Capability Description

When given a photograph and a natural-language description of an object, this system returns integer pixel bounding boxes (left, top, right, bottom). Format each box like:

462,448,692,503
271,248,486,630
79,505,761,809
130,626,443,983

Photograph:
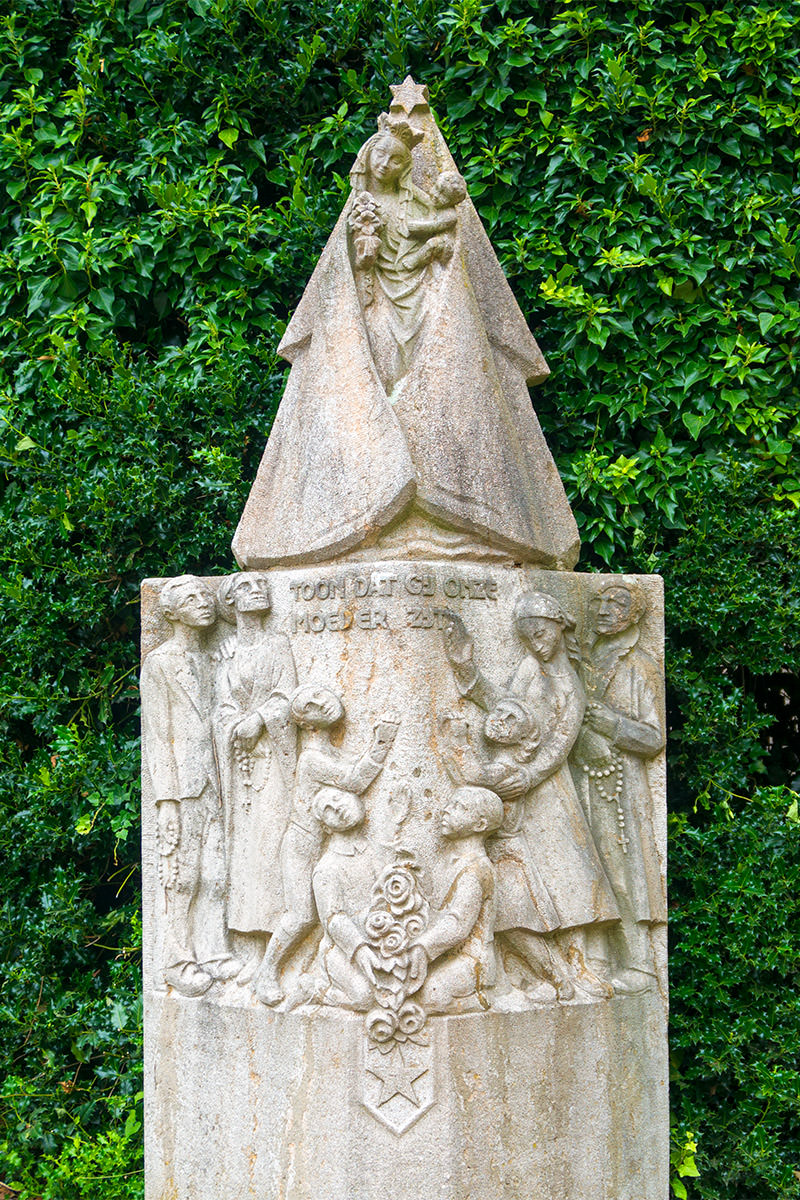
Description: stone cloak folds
233,90,579,570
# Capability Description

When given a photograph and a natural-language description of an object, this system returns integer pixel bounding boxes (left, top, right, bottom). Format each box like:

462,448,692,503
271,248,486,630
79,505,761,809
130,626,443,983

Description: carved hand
494,767,530,802
356,236,381,268
405,943,429,994
373,712,401,757
584,702,619,740
260,695,290,728
440,712,469,745
354,944,381,987
442,613,474,670
234,711,264,750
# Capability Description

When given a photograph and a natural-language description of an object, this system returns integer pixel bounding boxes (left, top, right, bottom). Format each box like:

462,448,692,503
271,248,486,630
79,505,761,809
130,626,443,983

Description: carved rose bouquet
365,1000,427,1054
363,858,429,1051
349,191,384,273
379,864,420,916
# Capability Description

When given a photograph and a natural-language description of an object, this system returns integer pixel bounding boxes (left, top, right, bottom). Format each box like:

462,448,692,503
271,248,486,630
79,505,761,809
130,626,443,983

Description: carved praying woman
212,573,297,945
443,593,621,1000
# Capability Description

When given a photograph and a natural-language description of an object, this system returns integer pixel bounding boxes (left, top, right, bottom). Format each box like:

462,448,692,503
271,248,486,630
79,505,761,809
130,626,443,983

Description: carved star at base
367,1046,428,1107
389,76,430,118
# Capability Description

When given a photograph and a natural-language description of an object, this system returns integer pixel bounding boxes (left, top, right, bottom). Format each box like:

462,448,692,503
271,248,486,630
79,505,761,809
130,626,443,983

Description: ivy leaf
682,412,713,439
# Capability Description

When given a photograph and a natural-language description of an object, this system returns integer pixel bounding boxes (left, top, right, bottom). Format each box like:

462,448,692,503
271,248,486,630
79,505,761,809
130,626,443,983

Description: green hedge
0,1,798,1197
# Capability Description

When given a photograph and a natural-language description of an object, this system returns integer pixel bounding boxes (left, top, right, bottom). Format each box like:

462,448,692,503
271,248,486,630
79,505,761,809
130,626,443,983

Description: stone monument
141,78,668,1200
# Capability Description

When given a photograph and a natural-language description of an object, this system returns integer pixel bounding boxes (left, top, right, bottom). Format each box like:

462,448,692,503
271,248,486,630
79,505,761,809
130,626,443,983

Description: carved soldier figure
413,786,504,1014
213,572,297,957
443,593,619,999
254,688,400,1006
572,584,667,993
140,576,239,997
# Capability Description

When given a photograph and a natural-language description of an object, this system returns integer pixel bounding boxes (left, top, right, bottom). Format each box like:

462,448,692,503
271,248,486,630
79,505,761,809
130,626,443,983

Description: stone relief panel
141,564,665,1129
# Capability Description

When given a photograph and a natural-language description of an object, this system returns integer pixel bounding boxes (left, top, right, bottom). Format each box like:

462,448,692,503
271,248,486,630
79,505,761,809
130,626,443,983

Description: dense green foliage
0,1,798,1196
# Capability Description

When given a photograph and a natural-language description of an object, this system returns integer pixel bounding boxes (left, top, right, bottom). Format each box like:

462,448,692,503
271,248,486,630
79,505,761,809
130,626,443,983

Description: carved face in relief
313,786,364,833
431,170,467,207
594,586,634,636
513,592,573,663
516,615,563,662
441,786,504,840
367,133,411,187
160,576,215,629
230,572,272,614
484,699,535,747
291,685,345,729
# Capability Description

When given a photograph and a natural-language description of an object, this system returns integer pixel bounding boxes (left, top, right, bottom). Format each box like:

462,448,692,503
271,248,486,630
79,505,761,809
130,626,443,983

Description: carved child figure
411,785,504,1015
310,788,384,1011
402,170,467,272
441,700,541,833
440,706,576,1002
140,576,240,997
254,687,400,1006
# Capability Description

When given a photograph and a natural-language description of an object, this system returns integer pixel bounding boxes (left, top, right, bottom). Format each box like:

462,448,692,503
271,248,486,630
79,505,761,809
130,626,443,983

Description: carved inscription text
290,570,498,635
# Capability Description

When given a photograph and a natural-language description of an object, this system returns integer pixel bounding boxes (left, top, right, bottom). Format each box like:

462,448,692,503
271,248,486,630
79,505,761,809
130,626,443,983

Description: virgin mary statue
233,78,579,570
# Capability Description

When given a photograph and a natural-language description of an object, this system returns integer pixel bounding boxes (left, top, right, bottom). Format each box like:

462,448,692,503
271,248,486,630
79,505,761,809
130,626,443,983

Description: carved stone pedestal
141,77,669,1200
144,994,667,1200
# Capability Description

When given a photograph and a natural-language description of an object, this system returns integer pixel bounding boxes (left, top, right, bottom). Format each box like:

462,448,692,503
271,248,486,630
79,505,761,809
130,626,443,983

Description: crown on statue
376,111,425,150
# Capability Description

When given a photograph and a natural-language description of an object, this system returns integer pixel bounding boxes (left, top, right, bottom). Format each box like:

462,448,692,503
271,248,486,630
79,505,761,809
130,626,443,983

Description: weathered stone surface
141,564,667,1198
232,79,579,571
141,77,667,1200
145,996,667,1200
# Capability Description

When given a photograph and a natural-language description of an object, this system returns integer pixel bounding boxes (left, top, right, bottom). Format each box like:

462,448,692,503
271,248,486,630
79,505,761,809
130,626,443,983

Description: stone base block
145,991,667,1200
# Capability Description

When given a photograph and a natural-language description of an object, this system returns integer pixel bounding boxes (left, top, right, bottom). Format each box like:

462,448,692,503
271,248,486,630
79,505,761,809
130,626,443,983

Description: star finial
389,76,430,118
